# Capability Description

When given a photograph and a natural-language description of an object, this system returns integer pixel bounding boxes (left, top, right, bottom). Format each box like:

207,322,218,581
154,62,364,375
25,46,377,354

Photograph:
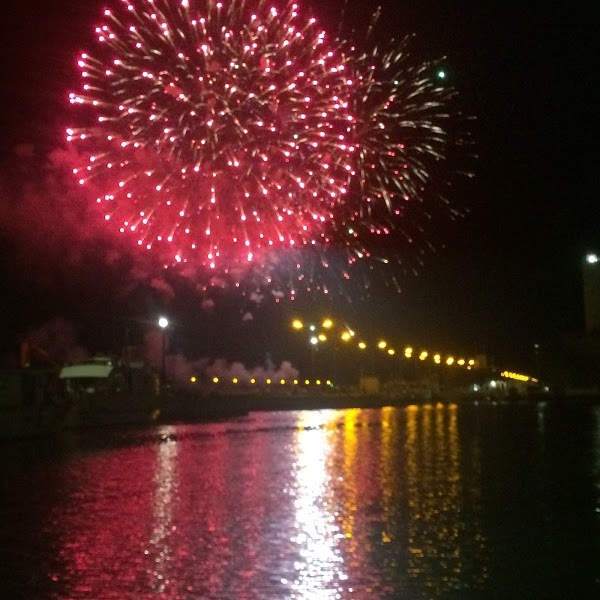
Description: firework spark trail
335,35,466,270
68,0,356,269
67,0,471,295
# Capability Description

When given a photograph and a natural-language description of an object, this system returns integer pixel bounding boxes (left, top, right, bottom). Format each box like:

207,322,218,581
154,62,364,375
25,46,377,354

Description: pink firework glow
68,0,356,269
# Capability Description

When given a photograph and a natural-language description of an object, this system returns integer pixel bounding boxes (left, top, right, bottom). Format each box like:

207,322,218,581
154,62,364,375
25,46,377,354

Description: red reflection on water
47,406,488,598
52,438,157,598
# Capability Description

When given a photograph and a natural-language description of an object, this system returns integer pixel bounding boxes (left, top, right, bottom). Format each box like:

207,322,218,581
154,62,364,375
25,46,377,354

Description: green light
437,70,446,79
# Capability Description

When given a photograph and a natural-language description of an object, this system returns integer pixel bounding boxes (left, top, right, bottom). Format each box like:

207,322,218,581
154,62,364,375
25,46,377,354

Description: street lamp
158,316,169,388
309,336,318,379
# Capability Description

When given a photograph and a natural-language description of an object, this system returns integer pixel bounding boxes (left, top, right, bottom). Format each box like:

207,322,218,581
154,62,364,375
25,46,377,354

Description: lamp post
291,319,315,379
291,317,357,383
310,335,318,379
158,316,169,389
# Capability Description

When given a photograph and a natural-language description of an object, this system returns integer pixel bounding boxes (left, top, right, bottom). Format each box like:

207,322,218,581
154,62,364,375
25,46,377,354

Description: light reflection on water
148,426,178,594
405,404,487,594
291,410,345,598
0,402,599,599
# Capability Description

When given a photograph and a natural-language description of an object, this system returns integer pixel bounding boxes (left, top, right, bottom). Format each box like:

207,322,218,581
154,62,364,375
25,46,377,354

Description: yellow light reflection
379,406,396,546
341,409,360,553
405,405,487,593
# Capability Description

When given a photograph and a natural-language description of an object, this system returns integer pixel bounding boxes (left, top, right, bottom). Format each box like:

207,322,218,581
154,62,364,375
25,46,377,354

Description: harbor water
1,401,599,599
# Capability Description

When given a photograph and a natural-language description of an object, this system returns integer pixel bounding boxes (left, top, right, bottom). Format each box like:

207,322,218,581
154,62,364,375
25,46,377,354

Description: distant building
583,253,600,333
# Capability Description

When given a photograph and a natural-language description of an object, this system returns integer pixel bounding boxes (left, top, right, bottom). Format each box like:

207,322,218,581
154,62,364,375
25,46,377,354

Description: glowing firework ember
68,0,355,268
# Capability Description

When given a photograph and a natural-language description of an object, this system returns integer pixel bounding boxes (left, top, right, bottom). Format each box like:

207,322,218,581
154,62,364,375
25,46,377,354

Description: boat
58,356,161,429
0,356,161,440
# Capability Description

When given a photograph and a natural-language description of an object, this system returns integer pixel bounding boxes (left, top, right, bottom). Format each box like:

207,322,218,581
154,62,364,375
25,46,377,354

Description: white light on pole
309,336,318,379
158,316,169,386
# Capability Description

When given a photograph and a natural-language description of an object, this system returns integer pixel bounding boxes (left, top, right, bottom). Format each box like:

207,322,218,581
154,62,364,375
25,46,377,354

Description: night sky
0,0,597,374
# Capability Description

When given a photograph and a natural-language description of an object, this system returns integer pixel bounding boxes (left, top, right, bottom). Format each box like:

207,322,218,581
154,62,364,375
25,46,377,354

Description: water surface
1,401,599,598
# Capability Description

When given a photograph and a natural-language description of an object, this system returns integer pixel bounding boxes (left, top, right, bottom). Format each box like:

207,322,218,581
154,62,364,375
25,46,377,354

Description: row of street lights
290,317,480,381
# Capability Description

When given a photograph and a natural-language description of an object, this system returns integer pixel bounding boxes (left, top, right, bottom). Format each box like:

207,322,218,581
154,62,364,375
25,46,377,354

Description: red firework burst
68,0,356,269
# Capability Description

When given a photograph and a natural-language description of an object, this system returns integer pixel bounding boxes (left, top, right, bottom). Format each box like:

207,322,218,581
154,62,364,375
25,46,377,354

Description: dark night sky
0,0,598,373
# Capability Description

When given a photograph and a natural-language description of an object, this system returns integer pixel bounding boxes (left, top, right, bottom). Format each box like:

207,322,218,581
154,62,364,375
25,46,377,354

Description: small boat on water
58,356,161,429
0,356,161,440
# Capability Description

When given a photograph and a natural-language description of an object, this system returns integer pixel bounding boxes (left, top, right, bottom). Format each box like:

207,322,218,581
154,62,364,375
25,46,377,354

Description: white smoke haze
166,353,211,385
142,330,299,387
206,359,299,386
